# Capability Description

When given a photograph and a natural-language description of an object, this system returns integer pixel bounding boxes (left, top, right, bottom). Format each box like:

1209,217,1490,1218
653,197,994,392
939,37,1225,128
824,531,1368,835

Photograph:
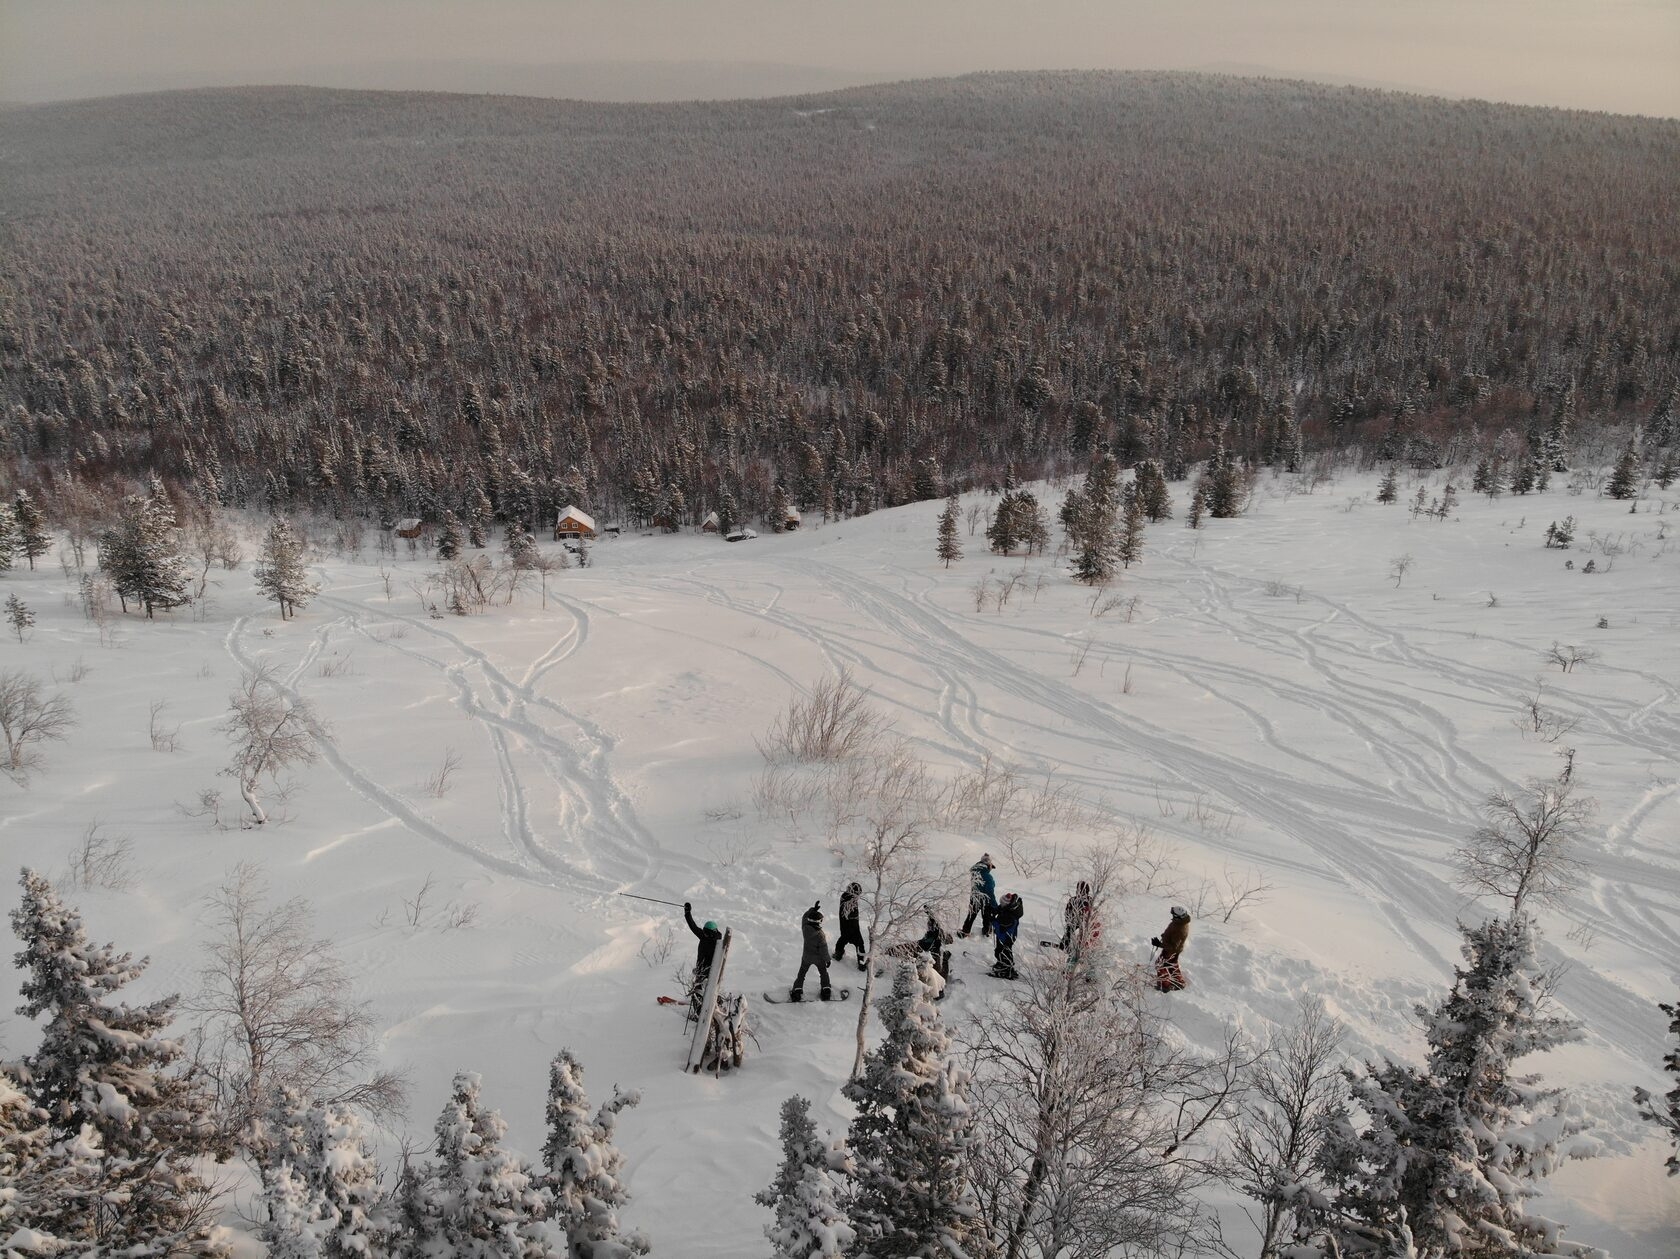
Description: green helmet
704,921,718,932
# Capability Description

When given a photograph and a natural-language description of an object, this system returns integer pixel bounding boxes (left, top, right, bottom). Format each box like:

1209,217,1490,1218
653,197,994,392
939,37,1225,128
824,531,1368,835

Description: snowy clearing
3,466,1677,1255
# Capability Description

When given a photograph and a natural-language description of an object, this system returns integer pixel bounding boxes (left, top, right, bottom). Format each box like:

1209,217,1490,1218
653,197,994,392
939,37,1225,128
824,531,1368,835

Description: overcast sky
3,0,1676,117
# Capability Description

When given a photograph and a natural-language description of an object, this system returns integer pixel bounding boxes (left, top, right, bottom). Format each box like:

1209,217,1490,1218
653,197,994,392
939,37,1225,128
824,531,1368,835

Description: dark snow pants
834,919,866,962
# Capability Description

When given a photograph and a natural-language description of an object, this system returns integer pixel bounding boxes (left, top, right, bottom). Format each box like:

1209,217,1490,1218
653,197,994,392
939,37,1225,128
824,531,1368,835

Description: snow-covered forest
1,70,1678,1258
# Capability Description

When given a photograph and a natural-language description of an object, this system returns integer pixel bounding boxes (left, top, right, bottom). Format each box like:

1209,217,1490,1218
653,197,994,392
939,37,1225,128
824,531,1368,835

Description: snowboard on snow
762,988,852,1004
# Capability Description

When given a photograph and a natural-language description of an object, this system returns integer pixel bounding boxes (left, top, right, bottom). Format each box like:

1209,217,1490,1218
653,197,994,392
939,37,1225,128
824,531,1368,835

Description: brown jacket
1158,916,1190,958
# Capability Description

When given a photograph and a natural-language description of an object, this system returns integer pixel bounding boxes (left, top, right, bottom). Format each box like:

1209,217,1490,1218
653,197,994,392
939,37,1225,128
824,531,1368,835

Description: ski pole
617,892,686,908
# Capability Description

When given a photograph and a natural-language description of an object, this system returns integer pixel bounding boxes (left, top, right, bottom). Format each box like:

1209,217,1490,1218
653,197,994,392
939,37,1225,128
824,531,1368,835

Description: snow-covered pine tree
10,867,227,1255
1016,490,1050,555
843,960,993,1259
6,593,32,642
770,483,794,533
467,485,493,547
1508,455,1537,496
1187,480,1208,529
718,488,739,537
937,496,962,567
504,524,539,570
1633,999,1679,1175
100,489,193,618
1376,466,1400,504
539,1048,648,1257
1,1062,106,1251
1116,484,1146,569
255,518,320,619
1657,446,1680,490
914,458,944,502
1207,437,1244,518
988,490,1022,555
258,1087,390,1258
1309,914,1593,1258
436,510,464,560
13,488,52,569
755,1094,854,1259
1134,458,1173,521
1604,443,1641,500
0,501,17,568
409,1072,558,1258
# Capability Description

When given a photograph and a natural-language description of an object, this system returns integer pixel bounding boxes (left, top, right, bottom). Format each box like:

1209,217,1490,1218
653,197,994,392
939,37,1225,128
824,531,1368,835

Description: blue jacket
992,896,1023,943
970,861,997,906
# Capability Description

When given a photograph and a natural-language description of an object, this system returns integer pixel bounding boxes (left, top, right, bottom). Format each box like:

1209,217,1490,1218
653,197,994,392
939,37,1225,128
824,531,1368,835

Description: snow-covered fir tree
99,487,193,618
1604,442,1641,500
1,1062,107,1251
1633,999,1679,1175
1187,481,1208,529
936,495,962,567
1307,914,1593,1258
1655,447,1679,490
504,524,540,570
408,1072,558,1258
12,488,52,569
988,489,1023,555
466,486,493,547
1206,436,1245,518
0,501,16,568
10,867,227,1255
1509,455,1537,496
436,510,464,560
717,487,739,537
1376,466,1400,504
539,1048,648,1257
1116,483,1146,569
755,1094,854,1259
1133,458,1173,521
842,960,992,1259
255,518,320,619
6,593,32,642
260,1092,395,1259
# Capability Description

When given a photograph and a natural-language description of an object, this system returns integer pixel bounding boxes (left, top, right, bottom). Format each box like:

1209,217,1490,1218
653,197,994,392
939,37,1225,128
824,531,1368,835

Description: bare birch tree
218,663,321,825
1228,995,1348,1257
1456,757,1594,914
193,863,407,1161
843,743,965,1079
963,935,1249,1259
0,669,75,784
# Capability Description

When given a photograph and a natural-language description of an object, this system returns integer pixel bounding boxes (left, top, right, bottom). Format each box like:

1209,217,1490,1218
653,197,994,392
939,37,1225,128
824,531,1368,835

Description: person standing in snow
834,880,867,972
1057,880,1095,953
990,892,1024,979
1151,905,1191,991
684,901,723,1013
789,901,834,1002
958,853,998,938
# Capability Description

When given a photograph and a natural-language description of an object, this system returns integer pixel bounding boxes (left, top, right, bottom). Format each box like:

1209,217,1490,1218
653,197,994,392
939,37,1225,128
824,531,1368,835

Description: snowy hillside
3,466,1677,1254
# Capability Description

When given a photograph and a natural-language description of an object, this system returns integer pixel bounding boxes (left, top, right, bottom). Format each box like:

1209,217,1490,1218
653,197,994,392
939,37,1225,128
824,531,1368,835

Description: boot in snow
820,986,833,1001
788,988,803,1002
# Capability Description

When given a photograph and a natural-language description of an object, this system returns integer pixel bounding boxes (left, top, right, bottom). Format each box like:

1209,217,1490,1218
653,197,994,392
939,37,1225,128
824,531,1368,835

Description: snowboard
762,989,852,1004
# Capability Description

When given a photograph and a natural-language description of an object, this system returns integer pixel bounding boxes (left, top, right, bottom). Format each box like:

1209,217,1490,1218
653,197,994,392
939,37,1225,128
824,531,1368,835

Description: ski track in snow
629,546,1673,1071
42,483,1664,1256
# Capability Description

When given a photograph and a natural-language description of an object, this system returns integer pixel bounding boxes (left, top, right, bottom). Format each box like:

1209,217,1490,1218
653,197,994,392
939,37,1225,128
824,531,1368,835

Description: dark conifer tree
936,495,962,567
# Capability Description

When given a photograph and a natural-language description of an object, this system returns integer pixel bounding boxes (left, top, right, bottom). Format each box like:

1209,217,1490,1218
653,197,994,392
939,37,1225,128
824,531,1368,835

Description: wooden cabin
700,511,720,533
394,517,426,540
781,506,803,531
553,505,598,541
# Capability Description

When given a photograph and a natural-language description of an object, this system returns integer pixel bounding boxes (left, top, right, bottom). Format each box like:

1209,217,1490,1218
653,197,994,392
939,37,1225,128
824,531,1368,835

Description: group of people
682,851,1195,1007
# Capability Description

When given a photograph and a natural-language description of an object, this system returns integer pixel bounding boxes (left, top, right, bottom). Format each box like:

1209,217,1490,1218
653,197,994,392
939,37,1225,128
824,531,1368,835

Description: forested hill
2,72,1676,527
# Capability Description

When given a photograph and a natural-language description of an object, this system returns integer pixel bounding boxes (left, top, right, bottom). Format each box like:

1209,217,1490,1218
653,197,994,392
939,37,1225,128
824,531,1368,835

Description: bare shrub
1543,641,1599,673
703,831,771,867
193,863,408,1156
758,667,888,763
638,925,676,969
972,575,992,612
148,698,182,752
397,870,480,932
0,669,76,783
316,651,357,678
1214,865,1275,923
420,746,463,798
1512,679,1582,743
180,787,228,830
63,820,134,891
1388,553,1416,587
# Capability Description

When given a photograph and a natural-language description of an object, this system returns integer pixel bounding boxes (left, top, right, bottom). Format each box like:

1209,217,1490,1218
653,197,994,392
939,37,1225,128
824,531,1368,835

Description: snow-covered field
4,467,1677,1255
